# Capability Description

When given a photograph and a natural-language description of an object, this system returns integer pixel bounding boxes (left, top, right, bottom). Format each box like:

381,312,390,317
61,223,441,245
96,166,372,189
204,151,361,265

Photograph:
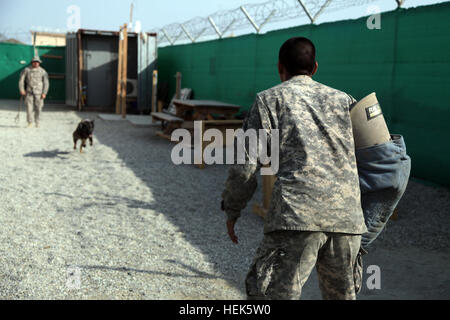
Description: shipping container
65,29,157,113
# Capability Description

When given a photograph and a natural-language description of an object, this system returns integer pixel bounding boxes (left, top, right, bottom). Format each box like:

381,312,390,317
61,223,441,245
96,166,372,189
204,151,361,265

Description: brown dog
73,119,95,153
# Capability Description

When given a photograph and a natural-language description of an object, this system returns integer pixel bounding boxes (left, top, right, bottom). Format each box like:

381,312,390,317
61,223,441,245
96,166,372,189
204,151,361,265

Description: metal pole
129,2,134,27
208,16,222,38
162,29,174,45
240,6,260,32
222,19,236,37
313,0,332,22
158,32,166,42
297,0,315,24
173,30,184,43
194,27,207,42
180,24,195,42
32,31,38,56
258,10,276,33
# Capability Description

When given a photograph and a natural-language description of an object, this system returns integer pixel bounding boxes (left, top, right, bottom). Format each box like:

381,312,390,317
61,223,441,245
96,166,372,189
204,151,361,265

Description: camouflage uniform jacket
222,75,368,235
19,66,49,95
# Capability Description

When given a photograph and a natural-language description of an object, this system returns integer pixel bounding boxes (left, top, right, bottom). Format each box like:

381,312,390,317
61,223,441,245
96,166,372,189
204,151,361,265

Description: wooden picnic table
152,99,244,169
172,99,242,120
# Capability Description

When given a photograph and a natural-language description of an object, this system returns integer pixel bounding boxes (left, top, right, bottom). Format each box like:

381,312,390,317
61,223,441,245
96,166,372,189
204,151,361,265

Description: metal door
65,33,78,107
83,36,118,111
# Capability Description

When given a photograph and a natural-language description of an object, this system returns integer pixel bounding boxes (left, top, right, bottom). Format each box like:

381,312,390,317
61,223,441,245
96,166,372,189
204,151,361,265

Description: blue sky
0,0,447,44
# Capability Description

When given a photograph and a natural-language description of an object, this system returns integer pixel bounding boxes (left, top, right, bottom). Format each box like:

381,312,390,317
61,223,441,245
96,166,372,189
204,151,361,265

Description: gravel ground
0,100,449,300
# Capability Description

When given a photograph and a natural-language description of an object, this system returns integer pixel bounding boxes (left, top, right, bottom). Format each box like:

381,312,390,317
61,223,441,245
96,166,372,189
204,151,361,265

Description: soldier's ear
278,61,287,82
311,61,318,76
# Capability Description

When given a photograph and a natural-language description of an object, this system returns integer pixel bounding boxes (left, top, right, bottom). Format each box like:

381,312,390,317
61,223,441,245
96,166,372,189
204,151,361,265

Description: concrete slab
126,115,158,127
97,114,127,121
98,113,158,127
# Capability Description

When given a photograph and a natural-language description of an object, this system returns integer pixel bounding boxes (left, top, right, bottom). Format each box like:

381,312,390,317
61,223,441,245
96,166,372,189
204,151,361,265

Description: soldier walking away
221,37,368,300
18,56,49,128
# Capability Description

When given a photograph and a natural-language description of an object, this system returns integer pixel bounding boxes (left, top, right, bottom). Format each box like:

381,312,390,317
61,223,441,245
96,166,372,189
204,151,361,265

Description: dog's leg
89,136,93,146
80,139,86,153
73,137,77,150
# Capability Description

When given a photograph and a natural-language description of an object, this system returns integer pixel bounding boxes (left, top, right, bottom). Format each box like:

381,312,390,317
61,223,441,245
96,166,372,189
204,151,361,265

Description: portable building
65,29,157,113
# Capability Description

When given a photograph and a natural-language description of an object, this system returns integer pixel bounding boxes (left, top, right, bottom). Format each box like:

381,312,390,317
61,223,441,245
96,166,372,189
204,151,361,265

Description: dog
73,119,95,153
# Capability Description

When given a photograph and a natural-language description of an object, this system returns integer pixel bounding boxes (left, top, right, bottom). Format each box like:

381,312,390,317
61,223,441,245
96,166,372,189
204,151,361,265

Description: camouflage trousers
25,94,44,125
246,231,363,300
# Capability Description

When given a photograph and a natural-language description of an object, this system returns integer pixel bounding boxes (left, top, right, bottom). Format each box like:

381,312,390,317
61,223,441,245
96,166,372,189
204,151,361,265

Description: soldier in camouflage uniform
222,37,367,300
19,56,49,128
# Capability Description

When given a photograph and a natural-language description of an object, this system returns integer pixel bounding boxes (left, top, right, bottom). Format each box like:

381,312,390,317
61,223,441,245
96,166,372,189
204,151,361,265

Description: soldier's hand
20,90,26,96
41,94,46,100
227,218,239,244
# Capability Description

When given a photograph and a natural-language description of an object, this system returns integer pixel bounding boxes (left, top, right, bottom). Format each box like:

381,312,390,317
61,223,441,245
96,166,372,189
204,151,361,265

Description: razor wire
151,0,381,46
0,28,31,44
0,26,67,45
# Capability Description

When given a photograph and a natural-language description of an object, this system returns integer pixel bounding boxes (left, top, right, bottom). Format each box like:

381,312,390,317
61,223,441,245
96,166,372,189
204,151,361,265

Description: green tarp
0,43,65,101
158,2,450,187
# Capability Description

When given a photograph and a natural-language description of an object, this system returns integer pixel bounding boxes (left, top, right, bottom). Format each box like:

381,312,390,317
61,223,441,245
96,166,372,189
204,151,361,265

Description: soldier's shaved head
279,37,316,76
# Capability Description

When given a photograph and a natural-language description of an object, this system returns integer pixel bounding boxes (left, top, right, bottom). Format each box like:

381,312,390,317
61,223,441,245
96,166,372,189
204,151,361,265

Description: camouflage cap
31,56,42,63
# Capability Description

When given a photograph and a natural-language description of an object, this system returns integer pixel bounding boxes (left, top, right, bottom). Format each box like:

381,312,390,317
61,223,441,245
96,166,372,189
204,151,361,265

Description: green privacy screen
0,43,65,101
158,2,450,187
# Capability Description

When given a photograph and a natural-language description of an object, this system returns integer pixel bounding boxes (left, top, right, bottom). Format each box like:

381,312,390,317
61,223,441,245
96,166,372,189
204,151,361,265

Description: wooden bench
151,112,184,123
151,112,184,140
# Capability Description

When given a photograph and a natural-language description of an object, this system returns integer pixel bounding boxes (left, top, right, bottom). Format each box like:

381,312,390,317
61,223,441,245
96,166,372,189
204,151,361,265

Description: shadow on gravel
24,149,71,159
0,100,77,113
0,125,21,128
78,260,220,280
89,116,264,295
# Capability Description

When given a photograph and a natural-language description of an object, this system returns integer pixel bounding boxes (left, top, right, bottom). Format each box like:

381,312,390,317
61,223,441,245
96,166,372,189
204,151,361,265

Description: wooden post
252,168,276,219
121,24,128,119
115,26,124,114
194,120,206,169
77,30,83,111
152,70,158,113
390,207,399,221
175,72,182,99
199,121,207,169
